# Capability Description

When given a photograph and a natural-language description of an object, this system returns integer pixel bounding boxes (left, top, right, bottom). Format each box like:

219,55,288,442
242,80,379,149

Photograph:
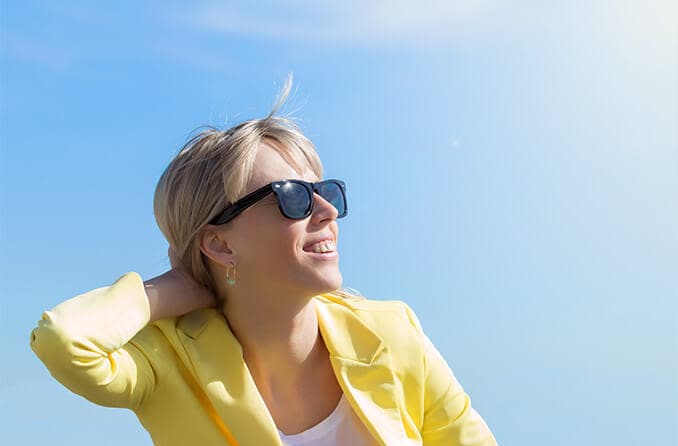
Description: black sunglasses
210,179,348,225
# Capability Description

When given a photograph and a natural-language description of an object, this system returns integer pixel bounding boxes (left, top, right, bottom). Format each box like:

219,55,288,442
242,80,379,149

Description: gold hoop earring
226,263,237,286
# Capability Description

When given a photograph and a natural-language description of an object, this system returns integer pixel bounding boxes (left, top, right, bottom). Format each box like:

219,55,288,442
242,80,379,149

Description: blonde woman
30,79,498,446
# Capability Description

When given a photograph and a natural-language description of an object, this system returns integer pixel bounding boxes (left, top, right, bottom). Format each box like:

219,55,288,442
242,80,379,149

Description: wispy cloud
171,0,678,55
1,33,75,71
175,0,500,49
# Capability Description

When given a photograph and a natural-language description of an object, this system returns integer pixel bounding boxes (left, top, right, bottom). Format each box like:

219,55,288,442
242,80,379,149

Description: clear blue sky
2,1,676,444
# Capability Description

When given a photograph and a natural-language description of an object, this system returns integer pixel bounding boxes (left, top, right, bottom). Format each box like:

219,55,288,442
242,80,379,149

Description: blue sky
1,1,677,444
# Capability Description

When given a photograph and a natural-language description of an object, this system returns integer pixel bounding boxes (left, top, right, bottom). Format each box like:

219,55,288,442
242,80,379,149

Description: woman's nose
311,192,339,222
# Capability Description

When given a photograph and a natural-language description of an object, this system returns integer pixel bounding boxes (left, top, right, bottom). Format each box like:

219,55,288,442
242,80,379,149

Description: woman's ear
199,225,237,267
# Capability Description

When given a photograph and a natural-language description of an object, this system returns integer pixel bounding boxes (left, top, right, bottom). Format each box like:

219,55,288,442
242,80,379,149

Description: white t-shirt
277,394,379,446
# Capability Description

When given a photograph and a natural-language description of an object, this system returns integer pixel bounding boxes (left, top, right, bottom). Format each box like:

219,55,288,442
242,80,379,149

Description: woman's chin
306,270,343,295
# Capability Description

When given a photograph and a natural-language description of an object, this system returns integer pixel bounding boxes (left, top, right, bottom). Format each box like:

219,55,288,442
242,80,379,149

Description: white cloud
178,0,501,49
0,33,74,71
172,0,677,55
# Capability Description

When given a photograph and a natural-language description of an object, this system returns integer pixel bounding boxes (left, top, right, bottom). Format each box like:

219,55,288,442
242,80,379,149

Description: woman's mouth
303,239,338,259
303,240,335,253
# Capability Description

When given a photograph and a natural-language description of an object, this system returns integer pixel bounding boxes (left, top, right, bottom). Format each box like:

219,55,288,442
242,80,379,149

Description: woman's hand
143,248,217,323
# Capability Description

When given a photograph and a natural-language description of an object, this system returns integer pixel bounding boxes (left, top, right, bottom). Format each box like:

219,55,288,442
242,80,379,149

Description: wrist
144,270,216,323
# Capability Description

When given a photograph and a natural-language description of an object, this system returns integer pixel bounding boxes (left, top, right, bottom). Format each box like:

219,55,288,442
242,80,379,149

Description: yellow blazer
30,272,497,445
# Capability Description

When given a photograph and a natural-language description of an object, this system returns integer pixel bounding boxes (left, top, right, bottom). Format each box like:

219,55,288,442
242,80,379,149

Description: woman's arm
30,249,216,409
402,304,499,446
145,248,217,323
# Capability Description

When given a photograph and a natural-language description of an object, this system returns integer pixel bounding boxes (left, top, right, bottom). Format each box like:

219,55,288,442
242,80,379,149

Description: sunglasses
209,179,348,225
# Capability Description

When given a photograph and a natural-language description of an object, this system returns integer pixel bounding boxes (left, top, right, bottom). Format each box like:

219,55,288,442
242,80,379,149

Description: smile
304,240,335,253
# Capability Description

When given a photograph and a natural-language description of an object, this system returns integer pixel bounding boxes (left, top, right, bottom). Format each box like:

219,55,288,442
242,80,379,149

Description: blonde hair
153,75,363,300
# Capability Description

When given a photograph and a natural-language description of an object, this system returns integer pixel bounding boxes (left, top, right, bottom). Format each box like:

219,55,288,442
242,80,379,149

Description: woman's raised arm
145,248,217,323
30,250,217,410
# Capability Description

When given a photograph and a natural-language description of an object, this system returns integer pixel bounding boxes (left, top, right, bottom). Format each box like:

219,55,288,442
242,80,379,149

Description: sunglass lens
318,182,346,217
278,182,312,218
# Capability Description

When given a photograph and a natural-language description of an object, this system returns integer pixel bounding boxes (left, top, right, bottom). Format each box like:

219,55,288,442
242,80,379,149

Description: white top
277,394,379,446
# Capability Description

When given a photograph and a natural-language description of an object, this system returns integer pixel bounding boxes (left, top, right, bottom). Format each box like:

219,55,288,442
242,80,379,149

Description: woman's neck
220,287,326,396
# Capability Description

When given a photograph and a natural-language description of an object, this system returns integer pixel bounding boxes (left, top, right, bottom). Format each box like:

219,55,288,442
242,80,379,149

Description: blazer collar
313,294,384,364
314,296,421,445
175,295,418,446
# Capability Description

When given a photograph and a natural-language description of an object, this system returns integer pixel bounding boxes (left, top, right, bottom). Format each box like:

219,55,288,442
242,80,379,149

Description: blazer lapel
174,300,420,446
315,297,421,446
177,309,283,446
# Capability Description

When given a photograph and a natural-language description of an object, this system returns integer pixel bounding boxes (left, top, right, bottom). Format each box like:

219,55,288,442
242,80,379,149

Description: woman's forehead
248,142,318,190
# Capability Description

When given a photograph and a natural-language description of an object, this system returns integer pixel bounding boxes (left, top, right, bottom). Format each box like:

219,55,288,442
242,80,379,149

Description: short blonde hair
153,77,362,300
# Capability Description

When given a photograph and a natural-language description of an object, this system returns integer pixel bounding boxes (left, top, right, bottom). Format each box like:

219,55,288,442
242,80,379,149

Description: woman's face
223,140,342,298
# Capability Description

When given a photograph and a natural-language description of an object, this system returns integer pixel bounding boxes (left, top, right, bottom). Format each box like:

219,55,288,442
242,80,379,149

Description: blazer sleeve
30,272,159,410
402,303,498,446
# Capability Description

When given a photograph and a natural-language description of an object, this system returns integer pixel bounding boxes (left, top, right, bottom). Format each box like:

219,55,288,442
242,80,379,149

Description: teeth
311,240,334,253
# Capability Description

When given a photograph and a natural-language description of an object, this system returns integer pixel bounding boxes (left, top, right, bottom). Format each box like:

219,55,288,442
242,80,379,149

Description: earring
226,263,237,286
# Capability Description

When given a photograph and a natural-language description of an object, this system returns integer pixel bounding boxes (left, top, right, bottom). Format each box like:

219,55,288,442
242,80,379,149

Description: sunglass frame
209,179,347,225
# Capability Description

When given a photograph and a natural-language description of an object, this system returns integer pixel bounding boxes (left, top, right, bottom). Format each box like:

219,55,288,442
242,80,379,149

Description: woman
30,80,498,445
